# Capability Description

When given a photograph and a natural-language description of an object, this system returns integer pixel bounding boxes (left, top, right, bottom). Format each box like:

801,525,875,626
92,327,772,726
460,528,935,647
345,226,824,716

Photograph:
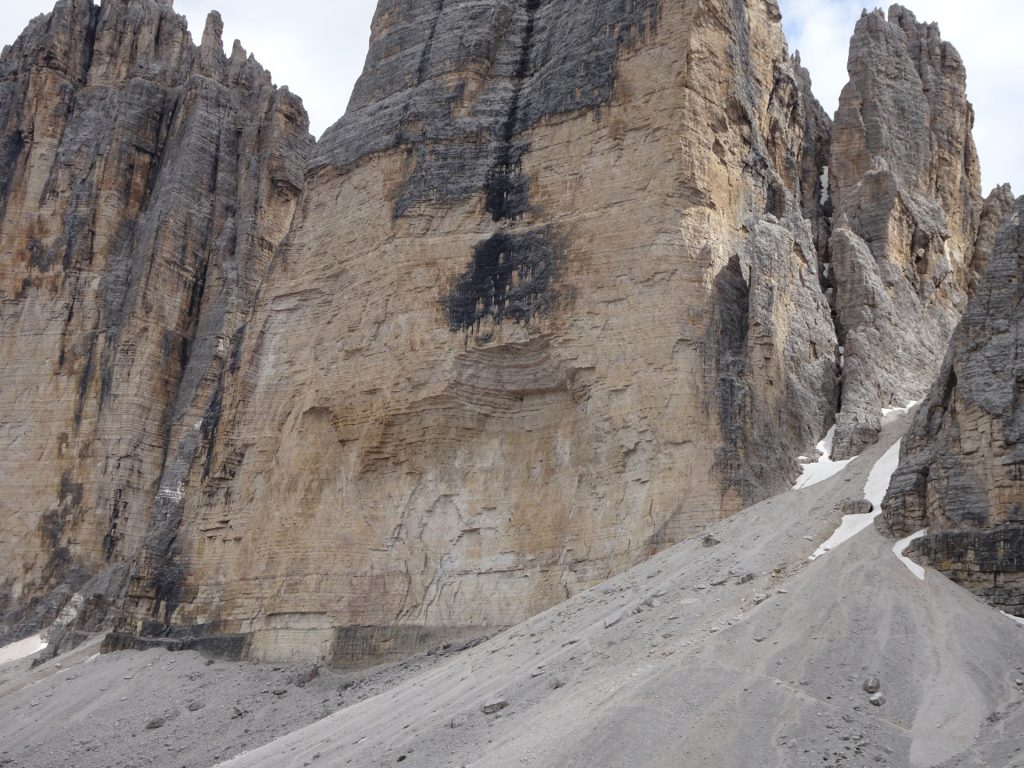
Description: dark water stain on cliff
444,228,563,331
328,0,661,217
708,254,755,502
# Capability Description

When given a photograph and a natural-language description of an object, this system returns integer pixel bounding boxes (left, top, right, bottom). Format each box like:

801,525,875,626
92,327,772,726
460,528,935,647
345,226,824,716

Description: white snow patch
0,634,47,667
157,481,185,504
809,440,902,560
809,512,876,560
794,426,854,490
882,400,920,424
863,440,902,512
819,166,830,205
1001,611,1024,627
892,529,928,580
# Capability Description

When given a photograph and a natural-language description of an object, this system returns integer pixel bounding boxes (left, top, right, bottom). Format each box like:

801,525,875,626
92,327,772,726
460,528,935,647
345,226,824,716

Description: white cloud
1,1,1019,192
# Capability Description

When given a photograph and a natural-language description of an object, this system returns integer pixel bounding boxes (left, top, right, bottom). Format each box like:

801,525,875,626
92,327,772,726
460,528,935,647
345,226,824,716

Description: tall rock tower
0,0,312,639
120,0,841,662
885,194,1024,614
826,6,984,457
0,1,1000,664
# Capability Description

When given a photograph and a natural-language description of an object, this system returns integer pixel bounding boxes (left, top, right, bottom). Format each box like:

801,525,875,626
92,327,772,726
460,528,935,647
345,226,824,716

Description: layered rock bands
0,0,312,642
884,194,1024,614
0,0,1007,662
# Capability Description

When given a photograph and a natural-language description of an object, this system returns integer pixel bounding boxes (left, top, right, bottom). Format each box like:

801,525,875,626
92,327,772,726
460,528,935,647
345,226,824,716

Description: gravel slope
218,413,1024,768
3,412,1023,768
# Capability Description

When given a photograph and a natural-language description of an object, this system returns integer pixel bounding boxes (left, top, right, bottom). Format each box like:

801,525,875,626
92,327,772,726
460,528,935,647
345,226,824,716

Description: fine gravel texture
0,634,471,768
4,410,1023,768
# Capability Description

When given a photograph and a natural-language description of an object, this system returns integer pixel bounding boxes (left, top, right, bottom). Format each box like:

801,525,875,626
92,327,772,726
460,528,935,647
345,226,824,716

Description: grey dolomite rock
884,196,1024,615
0,0,312,642
827,5,983,458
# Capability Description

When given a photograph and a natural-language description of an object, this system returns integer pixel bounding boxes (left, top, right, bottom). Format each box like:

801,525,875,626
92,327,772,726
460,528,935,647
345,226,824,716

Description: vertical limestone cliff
0,0,312,640
117,0,841,663
825,5,984,458
884,195,1024,615
1,0,1004,665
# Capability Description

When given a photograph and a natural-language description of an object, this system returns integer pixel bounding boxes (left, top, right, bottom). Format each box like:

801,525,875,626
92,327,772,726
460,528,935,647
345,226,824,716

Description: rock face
826,6,983,458
112,0,841,663
0,0,1001,665
884,196,1024,615
0,0,312,640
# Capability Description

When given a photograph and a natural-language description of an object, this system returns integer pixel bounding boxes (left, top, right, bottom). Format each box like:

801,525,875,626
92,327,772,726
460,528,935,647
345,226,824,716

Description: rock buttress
0,0,312,643
120,0,839,664
884,195,1024,615
826,5,984,458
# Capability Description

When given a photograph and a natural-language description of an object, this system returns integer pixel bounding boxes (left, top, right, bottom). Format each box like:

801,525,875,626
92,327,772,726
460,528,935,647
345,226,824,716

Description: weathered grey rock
826,5,984,458
884,196,1024,615
972,185,1018,285
863,677,881,694
0,0,1001,667
0,0,312,641
112,0,840,663
481,699,509,715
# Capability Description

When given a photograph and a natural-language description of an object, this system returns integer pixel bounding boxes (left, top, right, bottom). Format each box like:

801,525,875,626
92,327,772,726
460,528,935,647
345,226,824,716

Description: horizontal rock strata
884,196,1024,614
826,5,984,458
0,0,1005,663
0,0,312,641
118,0,841,662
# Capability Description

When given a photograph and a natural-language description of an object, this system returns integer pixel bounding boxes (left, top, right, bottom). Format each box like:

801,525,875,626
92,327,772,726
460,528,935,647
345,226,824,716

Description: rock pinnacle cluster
0,0,1018,668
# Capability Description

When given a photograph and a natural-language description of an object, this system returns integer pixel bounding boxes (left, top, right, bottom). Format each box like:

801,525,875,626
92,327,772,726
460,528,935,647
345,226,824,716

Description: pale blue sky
1,1,1020,193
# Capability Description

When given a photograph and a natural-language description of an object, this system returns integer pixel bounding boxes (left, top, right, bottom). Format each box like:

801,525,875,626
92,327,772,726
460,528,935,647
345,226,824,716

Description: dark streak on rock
321,0,661,217
444,228,563,331
709,254,754,501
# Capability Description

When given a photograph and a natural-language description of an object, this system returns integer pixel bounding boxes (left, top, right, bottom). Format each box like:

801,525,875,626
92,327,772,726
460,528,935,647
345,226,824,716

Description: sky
0,0,1020,193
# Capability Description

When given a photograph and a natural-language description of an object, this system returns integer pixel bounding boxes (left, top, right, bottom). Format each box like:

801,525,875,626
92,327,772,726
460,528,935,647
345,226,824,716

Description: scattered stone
737,573,755,585
863,677,881,694
482,699,509,715
187,701,205,712
549,677,566,690
702,534,721,548
144,718,165,730
604,612,624,629
710,578,728,587
753,594,769,605
869,693,886,707
272,689,287,696
289,664,321,687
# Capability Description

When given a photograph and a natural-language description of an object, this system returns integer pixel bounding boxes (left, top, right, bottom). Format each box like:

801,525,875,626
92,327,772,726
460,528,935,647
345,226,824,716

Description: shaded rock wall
826,5,984,458
0,0,312,640
117,0,840,663
0,0,1002,664
884,196,1024,615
